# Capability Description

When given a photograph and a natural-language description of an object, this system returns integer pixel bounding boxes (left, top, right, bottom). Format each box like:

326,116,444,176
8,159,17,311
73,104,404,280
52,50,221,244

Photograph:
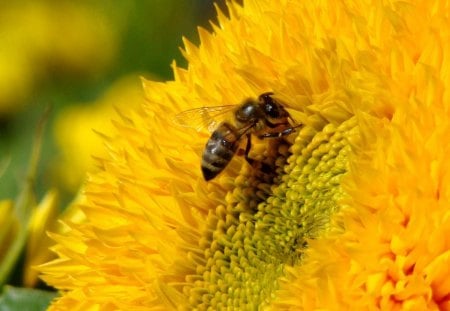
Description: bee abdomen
201,123,238,181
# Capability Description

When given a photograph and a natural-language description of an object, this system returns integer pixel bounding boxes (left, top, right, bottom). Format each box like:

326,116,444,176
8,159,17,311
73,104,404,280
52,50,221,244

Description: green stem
0,106,51,287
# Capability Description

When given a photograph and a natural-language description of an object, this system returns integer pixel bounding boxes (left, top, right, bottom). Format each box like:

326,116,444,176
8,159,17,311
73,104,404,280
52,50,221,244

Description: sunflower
40,0,450,310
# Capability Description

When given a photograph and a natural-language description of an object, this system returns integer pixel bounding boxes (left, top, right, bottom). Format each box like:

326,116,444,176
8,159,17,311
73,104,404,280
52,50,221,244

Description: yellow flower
40,0,450,310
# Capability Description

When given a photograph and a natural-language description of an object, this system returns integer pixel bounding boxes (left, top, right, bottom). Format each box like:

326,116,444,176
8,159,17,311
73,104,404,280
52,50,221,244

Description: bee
175,92,300,181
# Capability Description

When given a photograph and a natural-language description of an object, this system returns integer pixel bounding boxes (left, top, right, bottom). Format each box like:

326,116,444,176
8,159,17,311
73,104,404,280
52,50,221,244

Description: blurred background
0,0,223,307
0,0,224,202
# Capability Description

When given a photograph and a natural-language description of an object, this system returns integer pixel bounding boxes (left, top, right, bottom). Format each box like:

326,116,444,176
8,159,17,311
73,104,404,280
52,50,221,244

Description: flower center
186,117,358,309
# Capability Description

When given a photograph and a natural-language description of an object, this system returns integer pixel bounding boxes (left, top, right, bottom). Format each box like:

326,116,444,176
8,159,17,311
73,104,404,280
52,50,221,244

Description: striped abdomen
201,122,239,181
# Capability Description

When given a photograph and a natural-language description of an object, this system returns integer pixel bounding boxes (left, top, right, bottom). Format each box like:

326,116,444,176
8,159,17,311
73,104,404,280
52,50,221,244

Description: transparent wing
173,105,236,132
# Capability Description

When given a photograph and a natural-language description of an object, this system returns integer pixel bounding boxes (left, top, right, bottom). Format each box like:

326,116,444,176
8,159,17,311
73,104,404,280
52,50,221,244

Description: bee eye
259,92,280,118
265,102,280,118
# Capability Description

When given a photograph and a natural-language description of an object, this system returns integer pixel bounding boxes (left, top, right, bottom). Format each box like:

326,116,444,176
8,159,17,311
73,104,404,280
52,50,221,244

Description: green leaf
0,286,57,311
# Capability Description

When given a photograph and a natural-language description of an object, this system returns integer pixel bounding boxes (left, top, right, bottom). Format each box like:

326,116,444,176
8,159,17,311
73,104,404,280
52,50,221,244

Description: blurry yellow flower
53,75,144,193
40,0,450,310
0,191,59,288
24,190,59,287
0,1,121,115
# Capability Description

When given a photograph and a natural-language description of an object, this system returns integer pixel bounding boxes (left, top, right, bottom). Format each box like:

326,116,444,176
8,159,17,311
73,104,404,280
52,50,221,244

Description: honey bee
175,92,300,181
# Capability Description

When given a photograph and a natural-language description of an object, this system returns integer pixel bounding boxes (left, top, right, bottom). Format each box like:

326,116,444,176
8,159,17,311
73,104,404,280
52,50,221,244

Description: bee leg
236,149,245,156
258,125,301,139
244,133,255,165
244,134,273,175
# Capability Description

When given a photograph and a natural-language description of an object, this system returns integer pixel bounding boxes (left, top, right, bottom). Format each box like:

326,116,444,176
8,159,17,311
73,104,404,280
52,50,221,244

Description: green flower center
186,117,357,309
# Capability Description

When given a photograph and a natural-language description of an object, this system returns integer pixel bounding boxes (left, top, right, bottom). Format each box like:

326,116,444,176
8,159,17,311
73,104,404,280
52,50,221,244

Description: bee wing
173,105,236,132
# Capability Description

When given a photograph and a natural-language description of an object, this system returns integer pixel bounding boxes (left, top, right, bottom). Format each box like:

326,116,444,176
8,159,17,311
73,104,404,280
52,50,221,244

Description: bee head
259,92,288,119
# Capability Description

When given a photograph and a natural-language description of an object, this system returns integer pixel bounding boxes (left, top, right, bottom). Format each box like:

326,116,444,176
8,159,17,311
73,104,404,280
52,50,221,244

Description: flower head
40,0,450,309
